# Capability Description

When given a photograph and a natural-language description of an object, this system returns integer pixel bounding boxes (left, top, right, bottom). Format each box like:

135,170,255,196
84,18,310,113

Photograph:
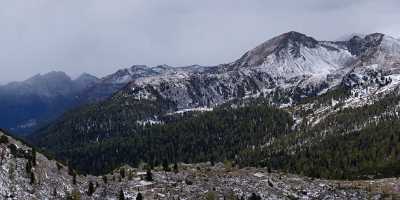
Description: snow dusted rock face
115,32,353,109
112,32,400,112
235,31,355,78
343,64,391,89
79,64,207,103
348,33,400,71
0,130,79,199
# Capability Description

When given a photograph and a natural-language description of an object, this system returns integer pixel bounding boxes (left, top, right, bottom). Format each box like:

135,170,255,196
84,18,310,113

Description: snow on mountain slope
27,32,400,139
115,32,357,109
0,130,78,199
113,32,400,113
349,33,400,71
236,31,356,78
78,64,207,103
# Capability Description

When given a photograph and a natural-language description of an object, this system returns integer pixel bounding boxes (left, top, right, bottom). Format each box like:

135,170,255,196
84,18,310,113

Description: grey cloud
0,0,399,83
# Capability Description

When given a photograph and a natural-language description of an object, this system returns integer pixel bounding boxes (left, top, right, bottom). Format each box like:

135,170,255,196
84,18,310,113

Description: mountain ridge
0,71,99,134
29,31,400,182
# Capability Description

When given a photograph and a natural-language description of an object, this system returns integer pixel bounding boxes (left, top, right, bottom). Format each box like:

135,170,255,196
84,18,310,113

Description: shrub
0,135,9,144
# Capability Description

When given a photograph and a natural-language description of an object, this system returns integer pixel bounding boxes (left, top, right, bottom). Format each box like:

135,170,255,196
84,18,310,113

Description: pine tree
145,168,153,181
25,160,32,174
68,165,74,176
118,189,125,200
120,168,126,179
72,173,77,185
102,175,108,184
173,162,179,174
136,192,143,200
87,181,95,196
30,171,35,184
31,149,36,166
162,160,171,172
52,187,57,197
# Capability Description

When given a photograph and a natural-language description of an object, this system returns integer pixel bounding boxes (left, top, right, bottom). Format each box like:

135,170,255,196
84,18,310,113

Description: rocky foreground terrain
94,165,400,200
1,131,399,200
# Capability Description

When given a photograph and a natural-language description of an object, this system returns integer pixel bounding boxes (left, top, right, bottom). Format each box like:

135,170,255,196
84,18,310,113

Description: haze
1,0,399,84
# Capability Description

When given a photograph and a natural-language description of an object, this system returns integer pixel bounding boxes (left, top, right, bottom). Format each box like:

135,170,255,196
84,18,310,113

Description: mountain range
0,72,99,134
12,31,396,179
6,31,399,136
1,30,400,198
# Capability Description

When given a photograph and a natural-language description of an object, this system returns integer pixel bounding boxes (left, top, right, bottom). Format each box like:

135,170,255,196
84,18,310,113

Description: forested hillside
237,90,400,179
34,104,293,174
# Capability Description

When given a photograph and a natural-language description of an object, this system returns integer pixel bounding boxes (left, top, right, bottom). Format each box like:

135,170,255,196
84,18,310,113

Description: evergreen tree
118,189,125,200
145,168,153,181
25,160,32,174
68,165,74,176
173,163,179,174
136,192,143,200
120,168,126,179
87,181,95,196
72,173,77,185
52,187,57,197
162,160,171,172
30,171,35,184
0,135,8,144
31,149,36,166
102,175,108,184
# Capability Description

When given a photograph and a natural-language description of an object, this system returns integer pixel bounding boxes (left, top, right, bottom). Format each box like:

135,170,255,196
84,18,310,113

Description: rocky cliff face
0,130,78,199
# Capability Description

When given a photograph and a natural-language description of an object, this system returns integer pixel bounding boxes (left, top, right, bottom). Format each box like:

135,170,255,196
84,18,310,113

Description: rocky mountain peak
280,31,319,48
347,33,400,70
74,73,99,90
347,33,385,56
102,65,156,84
75,73,98,81
14,71,77,97
235,31,324,68
26,71,72,85
128,65,149,73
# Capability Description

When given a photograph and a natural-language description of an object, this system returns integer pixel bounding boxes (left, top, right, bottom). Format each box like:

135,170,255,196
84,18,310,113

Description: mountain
77,64,207,103
31,31,400,181
73,73,100,91
4,130,395,199
112,31,359,110
0,71,99,135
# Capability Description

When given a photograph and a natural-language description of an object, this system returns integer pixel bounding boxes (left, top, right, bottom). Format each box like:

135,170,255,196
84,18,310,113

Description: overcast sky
1,0,399,84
